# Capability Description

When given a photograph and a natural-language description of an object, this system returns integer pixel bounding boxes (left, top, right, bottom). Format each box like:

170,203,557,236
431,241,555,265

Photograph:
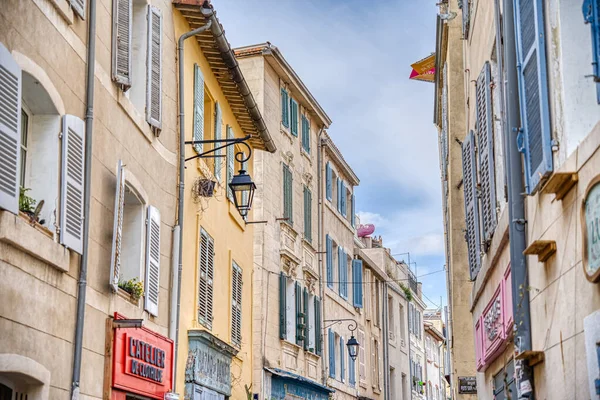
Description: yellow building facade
173,2,275,399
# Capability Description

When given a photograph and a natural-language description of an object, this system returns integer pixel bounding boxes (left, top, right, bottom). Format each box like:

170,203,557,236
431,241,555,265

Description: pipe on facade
169,225,180,341
501,0,535,396
382,284,391,399
174,19,213,393
71,0,97,398
317,128,327,385
200,5,276,153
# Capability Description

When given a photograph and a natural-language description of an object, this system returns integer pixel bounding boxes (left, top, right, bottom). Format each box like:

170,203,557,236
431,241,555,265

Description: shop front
109,314,175,400
265,368,334,400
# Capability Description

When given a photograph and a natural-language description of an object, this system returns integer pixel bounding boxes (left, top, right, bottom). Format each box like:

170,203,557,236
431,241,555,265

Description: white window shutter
226,126,234,200
109,160,126,292
70,0,86,19
193,64,205,153
0,43,22,215
146,5,162,131
231,262,243,346
214,102,222,181
144,205,161,316
112,0,132,89
60,115,85,255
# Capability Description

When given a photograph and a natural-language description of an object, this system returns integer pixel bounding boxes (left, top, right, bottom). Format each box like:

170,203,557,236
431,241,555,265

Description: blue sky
217,0,446,309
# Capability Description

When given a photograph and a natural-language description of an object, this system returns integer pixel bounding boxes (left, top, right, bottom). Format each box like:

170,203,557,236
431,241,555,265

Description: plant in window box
399,282,413,301
118,277,144,301
19,187,45,225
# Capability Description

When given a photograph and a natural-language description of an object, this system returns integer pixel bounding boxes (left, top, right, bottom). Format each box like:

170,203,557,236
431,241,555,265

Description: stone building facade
434,0,600,398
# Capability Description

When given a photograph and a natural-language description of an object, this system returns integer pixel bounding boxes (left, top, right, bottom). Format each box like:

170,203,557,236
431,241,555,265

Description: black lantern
228,168,256,218
346,335,359,361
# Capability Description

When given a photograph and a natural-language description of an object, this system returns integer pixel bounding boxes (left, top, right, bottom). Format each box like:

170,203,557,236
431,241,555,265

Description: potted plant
118,277,144,301
19,187,45,224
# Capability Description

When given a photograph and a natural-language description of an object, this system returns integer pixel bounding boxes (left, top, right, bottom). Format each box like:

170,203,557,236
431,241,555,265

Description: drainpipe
382,283,390,399
71,0,96,398
174,19,213,393
408,304,413,400
502,0,535,397
317,127,326,385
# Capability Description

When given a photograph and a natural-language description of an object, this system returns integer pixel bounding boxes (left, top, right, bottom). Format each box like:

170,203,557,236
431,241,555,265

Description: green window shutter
290,98,298,136
315,297,322,355
214,102,222,182
295,281,302,345
193,64,205,153
326,162,332,200
281,89,289,128
303,287,309,351
326,235,333,288
279,272,287,340
304,187,312,243
352,259,363,308
283,164,293,224
301,115,310,153
226,126,234,201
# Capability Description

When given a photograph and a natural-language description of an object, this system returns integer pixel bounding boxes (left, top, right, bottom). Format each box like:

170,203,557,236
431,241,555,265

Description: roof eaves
323,131,359,186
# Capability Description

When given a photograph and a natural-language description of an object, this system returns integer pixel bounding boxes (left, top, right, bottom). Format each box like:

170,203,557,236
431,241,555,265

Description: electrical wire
266,268,446,285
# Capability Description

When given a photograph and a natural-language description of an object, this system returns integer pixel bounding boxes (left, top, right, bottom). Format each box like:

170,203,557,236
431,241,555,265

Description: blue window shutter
462,131,482,279
349,350,356,386
281,89,289,128
514,0,553,194
353,259,363,308
336,178,341,212
193,64,204,153
583,0,600,103
338,246,344,296
476,62,497,243
351,193,356,227
329,329,335,377
326,162,332,200
279,272,287,340
340,337,345,382
462,0,471,39
326,235,333,288
315,297,322,355
343,252,348,298
290,98,298,136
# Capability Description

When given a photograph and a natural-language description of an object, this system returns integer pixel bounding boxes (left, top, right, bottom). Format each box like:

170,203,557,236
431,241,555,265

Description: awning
265,367,335,393
409,53,436,83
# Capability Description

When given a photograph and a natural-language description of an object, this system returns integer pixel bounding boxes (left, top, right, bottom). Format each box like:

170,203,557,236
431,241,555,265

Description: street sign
458,376,477,394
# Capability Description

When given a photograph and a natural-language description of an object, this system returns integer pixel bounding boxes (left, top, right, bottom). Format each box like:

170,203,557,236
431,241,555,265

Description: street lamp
346,335,359,361
323,319,359,361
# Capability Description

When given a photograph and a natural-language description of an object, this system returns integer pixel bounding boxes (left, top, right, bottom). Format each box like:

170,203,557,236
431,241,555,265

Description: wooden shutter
328,329,335,377
352,259,363,308
295,281,302,345
408,304,413,334
302,115,310,152
231,262,243,346
0,44,21,215
349,348,355,386
326,234,333,288
281,88,289,128
146,5,162,131
71,0,86,19
193,64,205,153
340,337,345,382
351,193,355,227
462,0,470,39
462,131,482,279
198,229,214,329
303,186,312,242
583,0,600,102
326,162,332,200
336,178,341,212
314,296,322,355
111,0,132,89
213,102,222,181
109,161,125,292
290,98,298,136
303,287,309,351
60,115,85,255
338,246,344,297
358,329,366,384
279,272,287,340
514,0,552,194
226,126,234,200
476,62,498,243
144,205,161,316
283,163,293,224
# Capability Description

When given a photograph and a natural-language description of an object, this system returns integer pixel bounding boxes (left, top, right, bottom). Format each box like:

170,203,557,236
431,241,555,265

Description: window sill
324,201,354,232
0,210,70,272
48,0,74,25
117,287,141,307
117,89,154,144
325,288,356,314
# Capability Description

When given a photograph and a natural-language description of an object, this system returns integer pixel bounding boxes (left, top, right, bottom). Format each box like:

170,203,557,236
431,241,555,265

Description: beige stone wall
0,0,177,398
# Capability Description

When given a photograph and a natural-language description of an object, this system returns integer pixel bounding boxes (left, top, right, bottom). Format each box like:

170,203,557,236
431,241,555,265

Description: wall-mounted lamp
323,318,360,362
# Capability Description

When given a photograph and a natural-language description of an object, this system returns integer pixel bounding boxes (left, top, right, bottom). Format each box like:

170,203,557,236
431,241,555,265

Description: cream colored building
234,42,334,399
434,0,600,398
0,0,180,398
424,318,445,400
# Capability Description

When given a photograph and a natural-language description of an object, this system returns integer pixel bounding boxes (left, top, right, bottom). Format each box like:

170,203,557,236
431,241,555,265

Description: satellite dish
357,224,375,238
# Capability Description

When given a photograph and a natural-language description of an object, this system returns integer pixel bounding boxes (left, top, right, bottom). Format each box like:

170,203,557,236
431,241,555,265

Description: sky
217,0,446,309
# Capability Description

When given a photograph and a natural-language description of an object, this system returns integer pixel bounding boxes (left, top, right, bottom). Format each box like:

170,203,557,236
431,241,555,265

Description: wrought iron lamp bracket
185,134,253,164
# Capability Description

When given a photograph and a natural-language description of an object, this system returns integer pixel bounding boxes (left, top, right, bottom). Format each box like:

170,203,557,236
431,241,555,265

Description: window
428,382,433,400
339,336,345,382
290,97,298,136
198,229,215,329
388,296,395,340
338,245,348,298
328,329,335,378
399,303,406,342
493,360,516,400
213,102,223,182
282,163,293,224
373,278,381,327
371,337,380,389
303,186,312,242
231,261,242,347
358,329,366,385
19,109,28,188
325,162,332,201
120,185,145,283
352,259,363,308
348,344,356,386
326,234,334,288
364,269,372,320
583,0,600,103
307,292,316,351
285,278,296,342
301,114,310,153
281,88,290,128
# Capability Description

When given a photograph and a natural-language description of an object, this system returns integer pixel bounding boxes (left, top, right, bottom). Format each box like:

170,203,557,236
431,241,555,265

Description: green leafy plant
118,277,144,301
399,282,413,301
19,187,36,213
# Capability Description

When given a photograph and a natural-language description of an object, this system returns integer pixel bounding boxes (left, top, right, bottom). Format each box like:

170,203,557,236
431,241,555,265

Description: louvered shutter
476,62,498,243
326,234,333,288
462,131,482,279
338,246,344,297
144,205,161,316
336,178,341,212
514,0,552,194
231,262,243,346
315,296,322,355
352,259,363,308
295,281,302,345
408,304,413,334
349,349,355,386
328,329,335,377
358,329,366,383
213,102,223,181
583,0,600,102
198,229,214,329
281,89,289,128
193,64,205,153
109,161,125,292
340,337,345,382
290,98,298,136
462,0,470,39
226,126,234,200
60,115,85,255
279,272,287,340
351,193,355,227
303,287,309,351
146,5,162,131
111,0,131,89
283,163,293,223
326,162,332,200
71,0,86,19
303,187,312,242
302,115,310,152
0,44,21,215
